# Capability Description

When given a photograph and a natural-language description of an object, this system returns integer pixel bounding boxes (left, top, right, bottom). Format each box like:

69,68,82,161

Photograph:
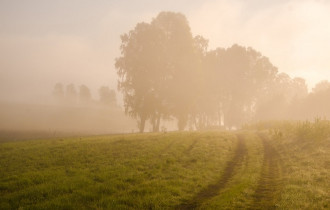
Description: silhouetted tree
66,84,77,104
99,86,116,106
290,80,330,120
189,36,220,129
116,22,161,132
255,73,308,121
116,12,198,132
52,83,64,102
153,12,200,131
115,11,324,131
312,80,330,93
79,84,92,104
204,45,278,128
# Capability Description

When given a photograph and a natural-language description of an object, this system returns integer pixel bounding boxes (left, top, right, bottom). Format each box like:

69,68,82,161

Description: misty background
1,0,330,135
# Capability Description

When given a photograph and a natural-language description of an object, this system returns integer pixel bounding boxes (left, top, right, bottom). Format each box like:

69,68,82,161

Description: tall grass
247,119,330,209
246,118,330,142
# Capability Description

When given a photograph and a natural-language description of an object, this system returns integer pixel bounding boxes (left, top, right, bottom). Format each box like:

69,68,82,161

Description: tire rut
159,140,176,156
185,139,198,154
176,134,247,210
249,133,283,210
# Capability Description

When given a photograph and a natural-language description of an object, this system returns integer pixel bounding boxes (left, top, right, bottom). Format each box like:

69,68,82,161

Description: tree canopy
116,11,317,132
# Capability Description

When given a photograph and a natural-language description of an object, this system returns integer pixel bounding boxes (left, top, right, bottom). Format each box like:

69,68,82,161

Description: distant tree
79,84,92,104
255,73,309,121
204,45,278,128
52,83,64,102
66,84,77,104
292,80,330,120
99,86,116,106
312,80,330,93
291,77,308,99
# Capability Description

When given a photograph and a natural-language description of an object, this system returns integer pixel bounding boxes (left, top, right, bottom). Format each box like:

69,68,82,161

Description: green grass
267,121,330,209
202,132,264,209
0,131,238,209
1,125,329,209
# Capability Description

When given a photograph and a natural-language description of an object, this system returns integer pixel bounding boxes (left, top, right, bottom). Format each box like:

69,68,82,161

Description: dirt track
177,134,247,209
249,133,283,210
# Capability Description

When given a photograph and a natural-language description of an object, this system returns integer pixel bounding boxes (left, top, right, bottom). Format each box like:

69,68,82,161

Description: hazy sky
1,0,330,102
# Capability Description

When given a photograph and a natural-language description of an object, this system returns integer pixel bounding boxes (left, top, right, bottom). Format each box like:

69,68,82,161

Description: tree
292,80,330,120
312,80,330,93
116,22,164,132
52,83,64,102
66,84,77,105
204,45,278,128
79,84,92,104
151,12,200,131
189,36,221,130
115,11,306,131
99,86,116,106
255,73,308,121
116,12,197,132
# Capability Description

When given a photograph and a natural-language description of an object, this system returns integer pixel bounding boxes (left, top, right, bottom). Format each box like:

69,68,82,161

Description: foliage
79,85,92,104
99,86,116,106
115,11,293,132
116,12,200,132
52,83,64,102
66,84,78,104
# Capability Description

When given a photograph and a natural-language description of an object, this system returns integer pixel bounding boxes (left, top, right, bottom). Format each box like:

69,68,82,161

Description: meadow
0,123,329,209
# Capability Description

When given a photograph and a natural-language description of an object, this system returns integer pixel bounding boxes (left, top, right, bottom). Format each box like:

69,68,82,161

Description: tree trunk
139,115,146,133
177,115,187,131
152,114,161,132
155,115,161,132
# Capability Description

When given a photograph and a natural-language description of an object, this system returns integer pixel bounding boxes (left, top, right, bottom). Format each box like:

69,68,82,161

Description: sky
1,0,330,103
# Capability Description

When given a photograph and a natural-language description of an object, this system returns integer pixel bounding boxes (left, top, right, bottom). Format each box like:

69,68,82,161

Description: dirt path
249,133,283,210
176,134,247,209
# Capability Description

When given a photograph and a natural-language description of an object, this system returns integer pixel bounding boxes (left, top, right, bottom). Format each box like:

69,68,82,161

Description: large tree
115,12,295,131
152,12,200,131
115,12,198,132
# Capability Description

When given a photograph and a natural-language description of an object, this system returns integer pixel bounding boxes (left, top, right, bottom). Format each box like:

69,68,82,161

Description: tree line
52,83,117,106
115,11,330,133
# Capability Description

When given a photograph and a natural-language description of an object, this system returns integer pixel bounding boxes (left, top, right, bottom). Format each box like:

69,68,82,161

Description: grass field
267,120,330,209
0,124,329,209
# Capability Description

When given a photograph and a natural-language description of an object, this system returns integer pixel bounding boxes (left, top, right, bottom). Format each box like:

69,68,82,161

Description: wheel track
176,134,247,209
185,139,198,154
249,133,283,210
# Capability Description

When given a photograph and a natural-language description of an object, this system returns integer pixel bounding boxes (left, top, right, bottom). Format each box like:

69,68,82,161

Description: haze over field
0,2,329,208
1,0,330,134
1,0,330,102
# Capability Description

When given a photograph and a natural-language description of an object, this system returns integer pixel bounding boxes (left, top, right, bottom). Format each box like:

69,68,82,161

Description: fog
0,85,137,137
1,1,330,135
